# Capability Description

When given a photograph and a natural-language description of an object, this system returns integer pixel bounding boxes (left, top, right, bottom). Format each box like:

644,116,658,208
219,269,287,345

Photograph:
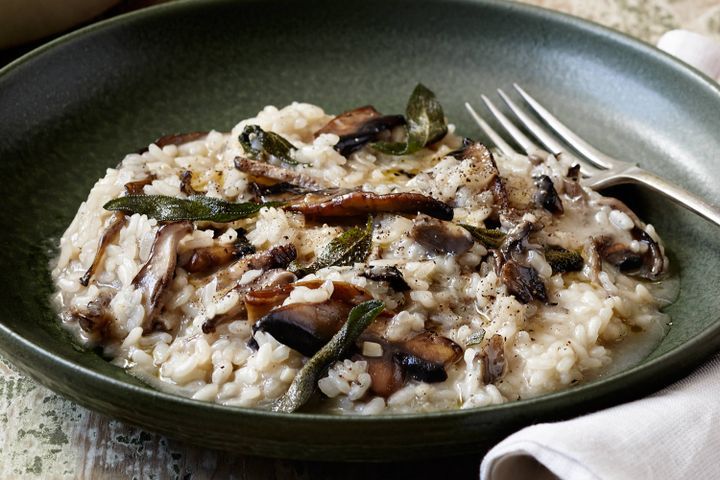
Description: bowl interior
1,0,720,460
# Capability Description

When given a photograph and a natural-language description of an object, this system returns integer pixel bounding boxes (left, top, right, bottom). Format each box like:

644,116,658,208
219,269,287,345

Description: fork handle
589,166,720,228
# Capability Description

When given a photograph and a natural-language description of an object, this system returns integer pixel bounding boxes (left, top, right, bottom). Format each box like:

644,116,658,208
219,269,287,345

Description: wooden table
1,1,718,478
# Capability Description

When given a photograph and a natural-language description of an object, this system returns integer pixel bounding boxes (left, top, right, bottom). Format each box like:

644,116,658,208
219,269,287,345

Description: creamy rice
51,99,675,414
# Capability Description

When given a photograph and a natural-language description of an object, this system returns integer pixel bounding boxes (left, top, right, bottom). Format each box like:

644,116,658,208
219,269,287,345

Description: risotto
51,85,674,414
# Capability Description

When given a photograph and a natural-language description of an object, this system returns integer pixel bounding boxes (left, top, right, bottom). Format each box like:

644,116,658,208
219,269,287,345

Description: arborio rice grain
52,92,675,414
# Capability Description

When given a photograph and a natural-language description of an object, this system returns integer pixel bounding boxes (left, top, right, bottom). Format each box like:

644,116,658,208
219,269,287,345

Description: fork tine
496,89,602,175
480,95,542,156
513,84,616,169
464,102,517,157
496,89,565,156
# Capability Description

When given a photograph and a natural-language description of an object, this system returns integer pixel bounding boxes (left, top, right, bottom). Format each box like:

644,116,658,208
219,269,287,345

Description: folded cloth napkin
480,354,720,479
480,31,720,480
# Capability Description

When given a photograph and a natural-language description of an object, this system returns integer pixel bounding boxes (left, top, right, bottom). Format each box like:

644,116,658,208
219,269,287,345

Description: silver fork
465,84,720,227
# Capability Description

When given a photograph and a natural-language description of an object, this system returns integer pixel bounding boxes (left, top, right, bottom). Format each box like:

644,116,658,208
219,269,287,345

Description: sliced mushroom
362,352,405,397
213,243,297,293
251,281,375,354
314,105,406,156
138,131,208,154
402,331,464,366
360,265,410,292
180,170,202,196
633,227,665,280
201,269,296,334
500,260,548,304
285,190,454,221
533,175,564,214
79,212,126,286
255,301,356,357
359,331,463,397
234,156,326,190
595,227,665,280
179,233,255,275
499,221,533,263
69,289,115,341
124,176,156,196
562,164,585,201
481,334,506,384
132,221,193,331
250,181,313,203
410,215,473,255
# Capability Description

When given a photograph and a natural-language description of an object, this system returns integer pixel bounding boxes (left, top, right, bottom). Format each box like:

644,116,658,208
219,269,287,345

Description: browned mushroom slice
180,170,202,196
360,265,410,292
481,334,506,384
314,105,406,156
595,227,665,280
410,215,473,255
137,131,209,154
250,181,314,203
201,269,297,334
69,289,115,341
362,353,405,398
132,221,193,331
633,227,665,280
179,234,255,276
499,221,533,263
124,176,156,196
402,331,464,366
79,212,126,286
213,243,297,293
285,191,454,221
254,301,356,357
315,106,381,137
234,156,326,190
533,175,564,214
244,279,326,323
358,331,463,396
500,260,548,304
252,281,376,355
562,164,585,201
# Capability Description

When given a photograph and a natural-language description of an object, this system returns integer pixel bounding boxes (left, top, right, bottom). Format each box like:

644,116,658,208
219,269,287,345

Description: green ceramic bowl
1,0,719,461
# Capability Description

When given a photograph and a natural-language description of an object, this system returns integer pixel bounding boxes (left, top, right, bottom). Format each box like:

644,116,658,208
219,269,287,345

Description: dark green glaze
0,0,719,461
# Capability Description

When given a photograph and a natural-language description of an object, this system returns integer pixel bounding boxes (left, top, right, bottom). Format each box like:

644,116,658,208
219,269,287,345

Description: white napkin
480,31,720,480
481,354,720,479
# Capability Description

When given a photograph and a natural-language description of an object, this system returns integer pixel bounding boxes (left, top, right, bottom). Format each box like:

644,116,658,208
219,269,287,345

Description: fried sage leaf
544,246,584,274
460,224,506,249
104,195,282,222
239,125,299,165
291,217,373,277
272,299,385,413
372,84,448,155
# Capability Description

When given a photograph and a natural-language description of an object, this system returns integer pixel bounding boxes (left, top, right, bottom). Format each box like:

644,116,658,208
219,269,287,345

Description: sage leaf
272,299,385,413
291,216,373,277
104,195,282,222
373,84,448,155
460,224,506,249
239,125,300,165
544,246,584,274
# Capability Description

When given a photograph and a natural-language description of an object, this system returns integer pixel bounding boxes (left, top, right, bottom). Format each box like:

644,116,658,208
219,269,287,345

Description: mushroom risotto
52,85,674,414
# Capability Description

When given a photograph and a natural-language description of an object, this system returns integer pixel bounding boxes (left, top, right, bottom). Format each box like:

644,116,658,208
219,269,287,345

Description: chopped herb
239,125,300,165
272,299,385,413
460,224,506,249
291,216,373,277
372,84,448,155
465,329,486,347
544,246,584,274
103,195,282,222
